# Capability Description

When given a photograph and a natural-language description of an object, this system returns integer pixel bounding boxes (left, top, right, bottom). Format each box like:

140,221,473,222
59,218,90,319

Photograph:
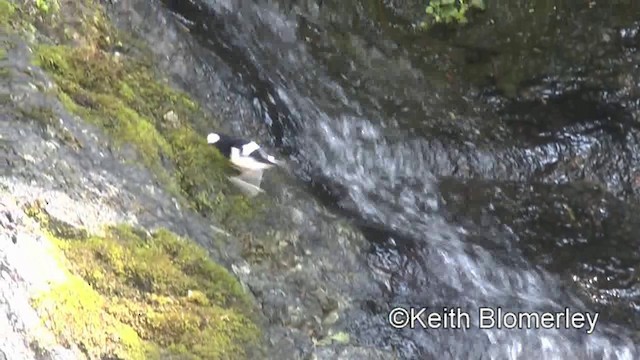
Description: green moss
35,0,59,15
0,0,16,27
57,225,260,359
32,277,148,360
26,203,261,359
1,0,50,35
422,0,485,28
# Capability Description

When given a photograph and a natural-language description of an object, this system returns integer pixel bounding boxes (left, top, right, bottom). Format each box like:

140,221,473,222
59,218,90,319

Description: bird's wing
246,148,278,166
227,169,264,197
241,141,261,156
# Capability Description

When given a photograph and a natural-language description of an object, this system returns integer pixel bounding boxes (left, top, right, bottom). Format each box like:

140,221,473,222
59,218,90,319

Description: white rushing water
296,106,638,359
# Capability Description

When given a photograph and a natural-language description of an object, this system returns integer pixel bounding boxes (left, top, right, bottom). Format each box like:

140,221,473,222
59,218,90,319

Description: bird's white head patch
207,133,221,144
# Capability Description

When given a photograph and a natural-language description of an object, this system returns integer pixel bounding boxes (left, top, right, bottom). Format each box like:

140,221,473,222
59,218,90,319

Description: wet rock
0,197,22,244
265,329,314,360
0,191,78,360
439,178,640,329
619,21,640,50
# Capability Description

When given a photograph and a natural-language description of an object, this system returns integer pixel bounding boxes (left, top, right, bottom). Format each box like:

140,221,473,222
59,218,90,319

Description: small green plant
423,0,485,27
34,0,58,14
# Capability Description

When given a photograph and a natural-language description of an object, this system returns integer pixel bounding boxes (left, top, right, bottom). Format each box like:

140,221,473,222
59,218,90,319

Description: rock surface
0,186,83,360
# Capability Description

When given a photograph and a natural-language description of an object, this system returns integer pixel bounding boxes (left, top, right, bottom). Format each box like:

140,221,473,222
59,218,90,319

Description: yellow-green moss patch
0,0,16,27
26,203,261,359
62,225,260,359
32,277,148,360
34,0,60,15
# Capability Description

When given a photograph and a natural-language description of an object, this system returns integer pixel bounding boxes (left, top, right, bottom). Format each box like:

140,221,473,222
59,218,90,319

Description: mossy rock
33,39,264,233
22,199,88,239
0,0,17,27
24,201,262,359
34,223,262,359
69,226,252,307
10,0,270,234
3,0,273,237
12,2,272,355
32,276,149,360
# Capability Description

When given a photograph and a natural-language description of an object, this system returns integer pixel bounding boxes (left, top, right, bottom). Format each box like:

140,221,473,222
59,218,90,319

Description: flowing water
113,0,640,358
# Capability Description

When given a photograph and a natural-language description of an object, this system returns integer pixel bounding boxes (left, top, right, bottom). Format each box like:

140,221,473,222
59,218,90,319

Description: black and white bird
207,132,281,196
